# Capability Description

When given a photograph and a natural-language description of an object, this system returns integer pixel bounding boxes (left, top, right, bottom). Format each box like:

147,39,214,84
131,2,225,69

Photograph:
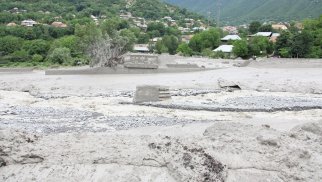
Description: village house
21,19,37,27
295,22,304,30
9,7,26,14
91,15,99,25
133,19,147,31
163,16,173,22
133,44,150,53
213,45,234,58
192,26,206,32
51,21,68,28
251,32,273,37
269,33,281,43
181,27,193,34
222,26,238,34
185,22,193,28
272,24,288,30
221,35,241,42
120,12,132,20
170,20,177,27
181,35,194,44
6,22,17,27
184,18,195,23
150,37,162,43
11,7,19,13
54,16,62,21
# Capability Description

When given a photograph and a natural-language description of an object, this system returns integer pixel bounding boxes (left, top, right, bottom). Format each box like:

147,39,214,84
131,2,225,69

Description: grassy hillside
165,0,322,24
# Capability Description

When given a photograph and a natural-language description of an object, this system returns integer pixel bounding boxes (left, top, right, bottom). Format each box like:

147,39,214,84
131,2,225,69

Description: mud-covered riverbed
1,59,322,181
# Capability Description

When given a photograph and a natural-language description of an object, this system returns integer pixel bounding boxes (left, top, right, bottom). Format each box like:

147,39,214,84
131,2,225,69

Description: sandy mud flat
1,58,322,181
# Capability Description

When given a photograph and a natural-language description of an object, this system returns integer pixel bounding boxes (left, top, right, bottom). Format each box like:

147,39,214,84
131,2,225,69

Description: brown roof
51,21,67,28
7,22,17,27
272,24,288,30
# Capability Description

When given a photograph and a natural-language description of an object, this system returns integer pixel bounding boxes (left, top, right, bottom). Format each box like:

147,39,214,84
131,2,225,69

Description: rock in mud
218,78,242,92
19,154,44,164
148,139,226,182
0,157,6,167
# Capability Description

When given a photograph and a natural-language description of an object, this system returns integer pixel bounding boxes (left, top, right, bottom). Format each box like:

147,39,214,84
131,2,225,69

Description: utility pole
216,0,221,28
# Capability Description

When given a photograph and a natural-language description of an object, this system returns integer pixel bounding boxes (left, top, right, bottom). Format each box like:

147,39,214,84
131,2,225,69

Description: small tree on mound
87,34,128,67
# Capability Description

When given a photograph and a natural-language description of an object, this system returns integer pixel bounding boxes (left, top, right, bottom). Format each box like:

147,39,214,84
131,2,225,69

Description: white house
21,19,37,27
221,35,241,41
151,37,162,43
213,45,234,53
133,44,150,53
252,32,273,37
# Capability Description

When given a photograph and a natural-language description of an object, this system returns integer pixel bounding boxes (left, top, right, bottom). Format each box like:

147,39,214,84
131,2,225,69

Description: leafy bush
0,36,23,55
177,43,193,56
32,54,44,62
233,40,249,58
47,47,72,65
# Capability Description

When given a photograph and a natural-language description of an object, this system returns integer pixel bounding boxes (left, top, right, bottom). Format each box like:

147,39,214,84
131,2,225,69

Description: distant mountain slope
164,0,322,24
0,0,204,22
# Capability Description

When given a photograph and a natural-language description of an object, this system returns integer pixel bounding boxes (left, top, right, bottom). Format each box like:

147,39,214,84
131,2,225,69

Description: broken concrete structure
124,54,158,69
134,85,171,103
45,54,217,75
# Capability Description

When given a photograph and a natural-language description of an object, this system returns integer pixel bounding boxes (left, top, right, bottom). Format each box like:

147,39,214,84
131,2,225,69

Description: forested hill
164,0,322,25
0,0,204,23
0,0,208,67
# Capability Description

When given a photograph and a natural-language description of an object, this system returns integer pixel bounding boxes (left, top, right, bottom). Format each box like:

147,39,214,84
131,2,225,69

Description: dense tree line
275,16,322,58
0,0,321,68
0,0,208,67
233,16,322,59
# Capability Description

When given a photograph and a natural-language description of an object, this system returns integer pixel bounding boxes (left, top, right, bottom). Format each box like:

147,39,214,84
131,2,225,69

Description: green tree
120,29,136,51
278,48,291,58
101,18,129,36
165,27,181,37
8,50,30,63
162,35,179,55
75,23,102,52
249,21,261,34
47,47,72,64
248,36,273,56
291,30,314,58
32,54,44,62
259,24,273,32
50,36,80,57
233,40,249,58
137,33,150,44
24,39,50,57
177,43,193,56
188,28,221,53
276,31,292,52
155,40,167,54
0,36,23,55
147,22,166,36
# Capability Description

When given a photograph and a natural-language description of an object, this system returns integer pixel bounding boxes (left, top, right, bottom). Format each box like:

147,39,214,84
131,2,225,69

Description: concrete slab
134,85,171,103
124,64,158,69
166,64,199,68
0,68,33,73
